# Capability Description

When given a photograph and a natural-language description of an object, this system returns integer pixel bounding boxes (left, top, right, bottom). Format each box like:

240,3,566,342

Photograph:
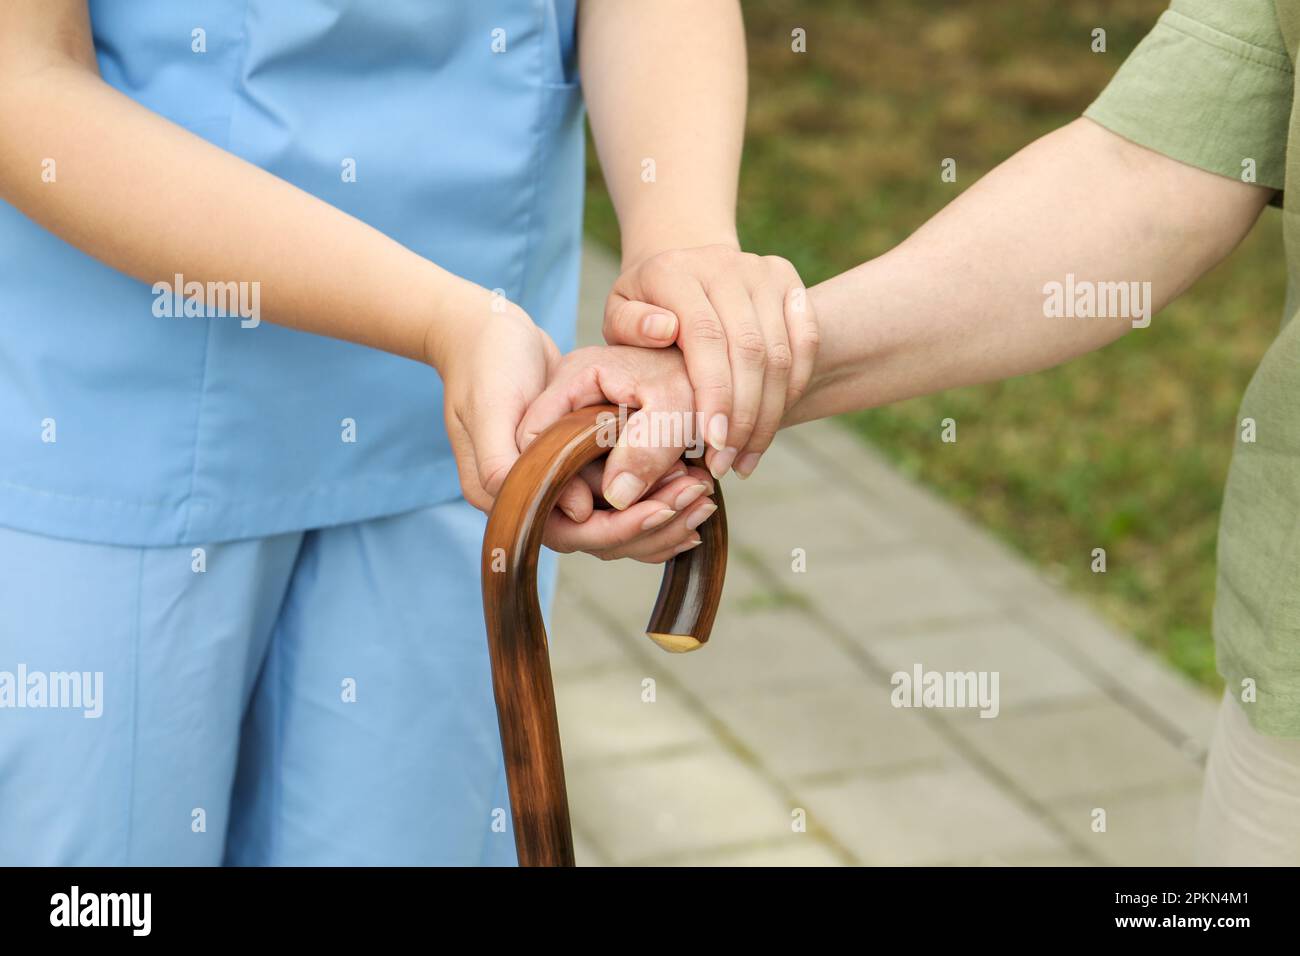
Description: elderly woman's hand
439,306,712,563
516,345,721,563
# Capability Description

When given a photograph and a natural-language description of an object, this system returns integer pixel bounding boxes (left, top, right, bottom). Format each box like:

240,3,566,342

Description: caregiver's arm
0,0,480,367
580,0,815,490
580,0,744,267
785,119,1272,425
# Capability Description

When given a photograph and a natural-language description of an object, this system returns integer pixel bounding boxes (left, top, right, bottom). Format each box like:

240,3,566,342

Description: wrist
782,271,897,427
789,250,958,427
422,278,533,373
618,224,740,272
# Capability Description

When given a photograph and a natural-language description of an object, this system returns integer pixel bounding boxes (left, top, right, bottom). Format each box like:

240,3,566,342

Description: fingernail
673,482,709,511
734,452,762,478
605,472,647,510
685,502,718,531
707,413,728,451
642,313,677,340
641,508,677,531
560,505,580,522
672,536,704,556
709,447,737,480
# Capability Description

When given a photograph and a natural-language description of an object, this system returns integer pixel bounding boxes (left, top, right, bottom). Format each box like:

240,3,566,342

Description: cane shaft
481,405,727,867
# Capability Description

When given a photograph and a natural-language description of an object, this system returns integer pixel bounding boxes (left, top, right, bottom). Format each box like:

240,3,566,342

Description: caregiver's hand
602,245,818,481
438,303,559,514
517,345,720,563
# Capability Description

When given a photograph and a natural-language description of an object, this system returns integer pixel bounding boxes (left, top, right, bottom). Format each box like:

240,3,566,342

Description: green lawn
583,0,1288,688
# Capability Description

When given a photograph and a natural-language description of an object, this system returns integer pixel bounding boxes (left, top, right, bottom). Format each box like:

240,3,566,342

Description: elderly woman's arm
524,119,1273,490
785,119,1271,425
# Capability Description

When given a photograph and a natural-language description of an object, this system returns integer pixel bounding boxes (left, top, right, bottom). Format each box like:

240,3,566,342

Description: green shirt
1085,0,1300,735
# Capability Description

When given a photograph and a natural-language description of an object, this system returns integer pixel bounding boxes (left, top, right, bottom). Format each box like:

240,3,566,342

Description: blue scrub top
0,0,585,547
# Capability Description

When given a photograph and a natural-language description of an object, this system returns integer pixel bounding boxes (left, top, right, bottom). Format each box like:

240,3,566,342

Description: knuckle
729,403,759,433
610,302,646,338
685,311,727,344
613,297,640,323
573,365,601,396
767,341,794,373
733,329,769,366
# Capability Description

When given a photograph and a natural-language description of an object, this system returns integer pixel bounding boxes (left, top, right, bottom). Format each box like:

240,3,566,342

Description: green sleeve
1084,0,1293,191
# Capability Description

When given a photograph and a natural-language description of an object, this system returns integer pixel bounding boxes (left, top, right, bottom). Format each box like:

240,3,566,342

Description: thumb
469,397,527,499
445,408,495,513
603,292,679,347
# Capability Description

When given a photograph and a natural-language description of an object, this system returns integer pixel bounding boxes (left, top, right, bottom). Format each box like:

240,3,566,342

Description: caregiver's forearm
786,119,1273,425
0,0,486,370
579,0,746,265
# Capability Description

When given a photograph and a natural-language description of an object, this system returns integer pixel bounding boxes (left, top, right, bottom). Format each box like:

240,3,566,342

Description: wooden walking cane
481,404,728,867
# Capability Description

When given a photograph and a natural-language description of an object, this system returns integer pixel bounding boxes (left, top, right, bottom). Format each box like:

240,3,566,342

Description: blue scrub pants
0,500,554,865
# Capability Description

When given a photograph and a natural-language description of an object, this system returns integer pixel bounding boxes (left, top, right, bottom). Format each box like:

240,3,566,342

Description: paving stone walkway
551,242,1216,866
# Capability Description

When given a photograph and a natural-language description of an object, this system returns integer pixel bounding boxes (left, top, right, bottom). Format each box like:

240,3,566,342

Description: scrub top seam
510,3,551,302
181,0,255,542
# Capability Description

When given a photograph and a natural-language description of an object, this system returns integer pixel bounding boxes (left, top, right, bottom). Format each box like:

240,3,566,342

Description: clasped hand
441,246,817,563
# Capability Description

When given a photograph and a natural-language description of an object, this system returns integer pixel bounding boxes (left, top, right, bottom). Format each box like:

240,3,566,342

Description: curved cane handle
481,404,728,867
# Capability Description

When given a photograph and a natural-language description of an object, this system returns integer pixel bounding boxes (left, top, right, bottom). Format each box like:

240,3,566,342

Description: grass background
582,0,1288,688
